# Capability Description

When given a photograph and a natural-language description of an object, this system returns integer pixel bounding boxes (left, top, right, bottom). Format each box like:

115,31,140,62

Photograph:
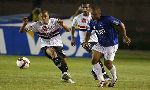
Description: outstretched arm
19,17,29,33
119,22,131,45
57,19,70,32
71,6,82,20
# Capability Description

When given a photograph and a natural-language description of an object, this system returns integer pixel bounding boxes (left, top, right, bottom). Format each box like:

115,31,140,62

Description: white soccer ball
16,57,30,69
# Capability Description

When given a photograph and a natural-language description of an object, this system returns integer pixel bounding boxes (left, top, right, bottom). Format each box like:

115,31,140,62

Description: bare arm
19,17,28,33
71,27,76,46
71,6,82,21
119,23,131,45
57,19,70,32
72,9,82,19
82,32,91,48
85,32,91,43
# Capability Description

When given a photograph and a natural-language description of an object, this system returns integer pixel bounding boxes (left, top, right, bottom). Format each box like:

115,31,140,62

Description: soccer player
83,7,131,87
71,3,110,81
19,10,75,83
71,3,92,21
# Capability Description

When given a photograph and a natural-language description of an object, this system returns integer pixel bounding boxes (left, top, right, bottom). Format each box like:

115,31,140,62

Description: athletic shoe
103,74,111,81
98,81,106,87
108,78,117,87
61,72,75,83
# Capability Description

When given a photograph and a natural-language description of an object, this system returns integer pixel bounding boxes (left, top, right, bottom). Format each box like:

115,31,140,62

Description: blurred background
0,0,150,57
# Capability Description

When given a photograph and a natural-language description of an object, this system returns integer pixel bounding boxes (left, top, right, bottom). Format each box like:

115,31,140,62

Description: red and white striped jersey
26,18,63,47
72,13,91,29
72,13,98,43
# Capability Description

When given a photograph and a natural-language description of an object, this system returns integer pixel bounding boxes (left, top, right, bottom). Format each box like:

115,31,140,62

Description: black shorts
41,46,66,59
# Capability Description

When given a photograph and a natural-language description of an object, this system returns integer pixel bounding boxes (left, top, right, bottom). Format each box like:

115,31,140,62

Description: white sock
110,65,117,79
63,72,68,74
93,63,105,81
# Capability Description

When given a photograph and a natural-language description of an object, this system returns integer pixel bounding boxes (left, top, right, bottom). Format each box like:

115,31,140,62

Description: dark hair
91,6,101,12
81,2,90,5
41,10,48,14
32,8,41,15
81,2,90,7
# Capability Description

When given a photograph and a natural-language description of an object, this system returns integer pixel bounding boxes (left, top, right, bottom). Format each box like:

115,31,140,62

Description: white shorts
92,43,118,61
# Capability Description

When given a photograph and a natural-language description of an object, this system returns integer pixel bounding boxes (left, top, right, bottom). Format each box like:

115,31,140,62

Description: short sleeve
109,16,122,26
53,18,63,29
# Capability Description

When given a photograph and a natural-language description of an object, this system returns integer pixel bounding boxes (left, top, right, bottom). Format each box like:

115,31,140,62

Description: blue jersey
87,16,122,47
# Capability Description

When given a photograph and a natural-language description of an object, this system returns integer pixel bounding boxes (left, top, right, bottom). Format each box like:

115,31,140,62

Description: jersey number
96,29,106,35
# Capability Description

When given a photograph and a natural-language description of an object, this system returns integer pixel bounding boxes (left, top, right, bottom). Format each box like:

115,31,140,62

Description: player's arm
71,26,76,46
71,6,82,20
82,23,92,48
82,31,91,48
71,17,78,46
19,17,29,33
57,19,70,32
111,16,131,45
118,22,131,45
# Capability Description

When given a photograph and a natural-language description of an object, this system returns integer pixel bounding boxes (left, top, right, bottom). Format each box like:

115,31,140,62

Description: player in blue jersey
83,7,131,87
71,3,110,81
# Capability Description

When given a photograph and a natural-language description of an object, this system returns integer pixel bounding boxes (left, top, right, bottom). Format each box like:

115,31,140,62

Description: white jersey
26,18,63,47
72,13,98,43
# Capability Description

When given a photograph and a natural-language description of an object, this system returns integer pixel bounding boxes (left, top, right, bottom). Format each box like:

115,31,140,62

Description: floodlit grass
0,50,150,90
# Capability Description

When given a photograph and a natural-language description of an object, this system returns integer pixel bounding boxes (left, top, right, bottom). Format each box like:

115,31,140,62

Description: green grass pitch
0,50,150,90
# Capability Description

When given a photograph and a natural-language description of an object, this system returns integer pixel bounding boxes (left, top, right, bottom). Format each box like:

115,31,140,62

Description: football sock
93,63,105,81
99,62,106,74
110,65,117,79
53,57,68,73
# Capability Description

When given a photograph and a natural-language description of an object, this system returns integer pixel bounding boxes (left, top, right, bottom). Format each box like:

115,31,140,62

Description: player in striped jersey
71,3,110,81
19,10,75,83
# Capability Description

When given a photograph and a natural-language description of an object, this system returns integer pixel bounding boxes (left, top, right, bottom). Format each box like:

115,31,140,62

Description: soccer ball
16,57,30,69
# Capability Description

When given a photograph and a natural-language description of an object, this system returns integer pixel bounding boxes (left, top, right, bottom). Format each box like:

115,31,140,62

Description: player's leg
42,46,68,74
103,45,118,87
54,46,75,83
104,60,117,87
83,42,110,81
81,42,99,80
55,47,69,73
99,60,111,81
91,50,105,87
60,57,75,83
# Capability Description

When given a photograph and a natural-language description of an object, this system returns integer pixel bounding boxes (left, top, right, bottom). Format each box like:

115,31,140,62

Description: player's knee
46,48,57,59
104,61,113,70
91,58,99,65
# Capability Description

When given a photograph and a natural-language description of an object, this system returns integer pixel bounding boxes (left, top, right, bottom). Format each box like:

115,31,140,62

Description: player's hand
123,36,131,46
57,19,63,26
71,39,76,46
23,17,28,25
82,42,89,48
